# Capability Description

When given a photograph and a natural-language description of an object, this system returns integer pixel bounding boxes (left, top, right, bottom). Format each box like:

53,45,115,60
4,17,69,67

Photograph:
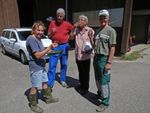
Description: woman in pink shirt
71,15,94,95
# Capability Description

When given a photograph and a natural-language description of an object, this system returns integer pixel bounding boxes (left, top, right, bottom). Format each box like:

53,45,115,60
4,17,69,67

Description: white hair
56,8,65,15
79,14,88,23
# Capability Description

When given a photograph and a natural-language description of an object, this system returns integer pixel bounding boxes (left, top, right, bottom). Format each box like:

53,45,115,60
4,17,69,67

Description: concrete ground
0,43,150,113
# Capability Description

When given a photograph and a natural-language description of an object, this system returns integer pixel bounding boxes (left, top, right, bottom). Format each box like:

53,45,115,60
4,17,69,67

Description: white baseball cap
98,9,109,17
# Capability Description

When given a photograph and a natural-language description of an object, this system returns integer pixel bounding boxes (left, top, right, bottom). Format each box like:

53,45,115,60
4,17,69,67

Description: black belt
95,54,108,57
58,42,68,45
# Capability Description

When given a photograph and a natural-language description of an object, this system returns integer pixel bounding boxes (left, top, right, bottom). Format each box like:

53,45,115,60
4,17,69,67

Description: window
2,31,6,37
5,31,10,39
18,31,31,41
10,32,17,39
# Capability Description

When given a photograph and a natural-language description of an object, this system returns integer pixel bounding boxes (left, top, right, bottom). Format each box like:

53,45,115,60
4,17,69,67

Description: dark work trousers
76,59,91,91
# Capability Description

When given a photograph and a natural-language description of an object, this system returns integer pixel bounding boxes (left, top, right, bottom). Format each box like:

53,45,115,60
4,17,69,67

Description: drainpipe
65,0,68,21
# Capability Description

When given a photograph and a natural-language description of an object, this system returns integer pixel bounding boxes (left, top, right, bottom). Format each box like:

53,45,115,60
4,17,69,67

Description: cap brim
99,14,109,17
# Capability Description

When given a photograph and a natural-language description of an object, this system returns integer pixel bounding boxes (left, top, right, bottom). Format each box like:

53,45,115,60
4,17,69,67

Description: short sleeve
27,38,40,53
48,21,54,33
67,22,74,31
109,28,117,45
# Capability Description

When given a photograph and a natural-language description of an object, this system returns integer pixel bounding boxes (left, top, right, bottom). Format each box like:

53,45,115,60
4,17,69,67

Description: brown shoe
96,104,107,112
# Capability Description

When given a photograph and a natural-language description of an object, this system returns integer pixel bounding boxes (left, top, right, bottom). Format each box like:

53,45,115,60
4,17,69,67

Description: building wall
32,0,66,31
1,0,149,54
72,0,124,12
71,0,124,55
0,0,20,34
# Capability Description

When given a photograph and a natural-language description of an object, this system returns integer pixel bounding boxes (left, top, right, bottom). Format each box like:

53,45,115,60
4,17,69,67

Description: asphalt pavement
0,44,150,113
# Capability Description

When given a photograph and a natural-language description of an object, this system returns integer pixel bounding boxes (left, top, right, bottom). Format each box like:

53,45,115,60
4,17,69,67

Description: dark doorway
17,0,34,27
131,15,149,43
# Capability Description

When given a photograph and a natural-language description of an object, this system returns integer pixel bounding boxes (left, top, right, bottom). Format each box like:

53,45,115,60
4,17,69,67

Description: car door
9,31,20,56
3,31,12,52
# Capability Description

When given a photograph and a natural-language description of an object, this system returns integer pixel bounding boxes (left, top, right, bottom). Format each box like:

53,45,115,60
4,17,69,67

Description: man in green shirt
93,9,116,112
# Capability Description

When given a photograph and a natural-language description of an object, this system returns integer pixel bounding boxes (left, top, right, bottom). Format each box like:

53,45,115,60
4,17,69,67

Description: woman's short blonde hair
31,21,46,34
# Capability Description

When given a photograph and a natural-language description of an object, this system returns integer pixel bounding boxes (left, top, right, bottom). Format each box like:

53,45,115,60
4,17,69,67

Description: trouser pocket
102,70,111,85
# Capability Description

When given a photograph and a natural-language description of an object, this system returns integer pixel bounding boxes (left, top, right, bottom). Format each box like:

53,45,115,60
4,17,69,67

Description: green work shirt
94,25,116,56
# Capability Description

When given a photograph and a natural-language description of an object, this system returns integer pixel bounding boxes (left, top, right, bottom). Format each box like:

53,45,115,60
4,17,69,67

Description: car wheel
1,46,7,55
20,51,28,64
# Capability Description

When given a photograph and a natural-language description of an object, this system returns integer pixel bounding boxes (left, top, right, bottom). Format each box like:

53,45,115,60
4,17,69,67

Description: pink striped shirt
75,26,94,60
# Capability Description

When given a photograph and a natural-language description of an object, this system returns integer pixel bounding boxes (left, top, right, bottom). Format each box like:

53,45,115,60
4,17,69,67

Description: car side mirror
10,38,16,42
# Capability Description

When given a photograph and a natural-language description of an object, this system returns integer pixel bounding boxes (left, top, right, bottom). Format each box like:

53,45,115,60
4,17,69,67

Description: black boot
29,94,44,113
43,87,59,104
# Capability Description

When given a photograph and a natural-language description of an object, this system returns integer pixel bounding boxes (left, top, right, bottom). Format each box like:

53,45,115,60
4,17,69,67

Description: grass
120,48,147,61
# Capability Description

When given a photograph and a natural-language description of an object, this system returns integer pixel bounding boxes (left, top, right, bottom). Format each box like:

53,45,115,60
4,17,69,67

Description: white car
0,28,52,64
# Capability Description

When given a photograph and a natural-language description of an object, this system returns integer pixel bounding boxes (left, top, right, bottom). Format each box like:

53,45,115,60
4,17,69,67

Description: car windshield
18,31,31,41
18,31,47,41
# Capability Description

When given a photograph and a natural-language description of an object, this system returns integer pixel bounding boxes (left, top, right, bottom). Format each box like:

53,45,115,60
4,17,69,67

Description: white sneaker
61,81,69,88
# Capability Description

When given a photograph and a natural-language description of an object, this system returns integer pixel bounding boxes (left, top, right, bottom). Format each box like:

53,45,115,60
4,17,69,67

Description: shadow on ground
75,88,100,106
24,72,100,107
55,72,79,88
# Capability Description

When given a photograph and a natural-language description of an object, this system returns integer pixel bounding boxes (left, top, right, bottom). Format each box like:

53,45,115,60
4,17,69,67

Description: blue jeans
48,43,68,87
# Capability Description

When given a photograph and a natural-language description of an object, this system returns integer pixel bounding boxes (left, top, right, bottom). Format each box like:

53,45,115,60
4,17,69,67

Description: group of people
26,8,116,113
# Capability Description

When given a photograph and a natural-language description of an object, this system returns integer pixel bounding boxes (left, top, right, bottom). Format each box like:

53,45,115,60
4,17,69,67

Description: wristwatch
107,61,111,64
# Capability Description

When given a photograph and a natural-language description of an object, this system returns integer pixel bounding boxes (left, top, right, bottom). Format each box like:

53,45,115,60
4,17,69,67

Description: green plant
120,51,142,61
120,48,148,61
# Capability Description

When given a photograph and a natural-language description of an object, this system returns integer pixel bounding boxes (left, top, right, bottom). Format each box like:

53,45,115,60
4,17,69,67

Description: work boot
43,87,59,104
29,94,44,113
